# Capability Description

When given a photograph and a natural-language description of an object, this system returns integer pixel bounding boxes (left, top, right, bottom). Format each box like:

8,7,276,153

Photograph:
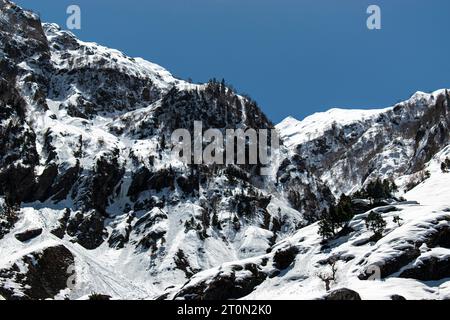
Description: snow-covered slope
166,153,450,300
0,0,449,300
0,0,310,299
277,107,389,148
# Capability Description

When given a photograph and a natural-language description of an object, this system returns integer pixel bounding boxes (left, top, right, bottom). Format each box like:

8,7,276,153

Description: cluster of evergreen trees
318,194,354,240
318,178,397,240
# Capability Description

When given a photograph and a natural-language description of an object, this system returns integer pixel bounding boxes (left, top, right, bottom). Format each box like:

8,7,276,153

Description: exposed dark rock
391,294,407,300
90,153,124,215
323,288,362,300
15,228,42,242
134,210,168,230
127,167,152,200
177,174,199,195
426,225,450,249
50,208,71,239
399,255,450,281
358,246,421,280
88,293,112,300
137,229,166,251
174,249,199,279
0,245,74,300
174,263,267,300
108,214,134,249
66,210,107,250
0,79,39,206
273,246,299,270
33,163,58,202
231,193,272,218
50,163,80,203
0,203,18,240
148,168,175,192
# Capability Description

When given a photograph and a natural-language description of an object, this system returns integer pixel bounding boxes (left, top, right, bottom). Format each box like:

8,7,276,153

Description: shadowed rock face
1,0,450,301
358,246,421,280
358,217,450,280
0,245,74,300
14,228,43,242
323,288,362,300
400,256,450,281
174,263,267,300
282,91,450,198
272,246,299,270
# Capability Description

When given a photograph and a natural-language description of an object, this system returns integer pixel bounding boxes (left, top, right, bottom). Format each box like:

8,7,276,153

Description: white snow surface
0,1,449,300
167,154,450,300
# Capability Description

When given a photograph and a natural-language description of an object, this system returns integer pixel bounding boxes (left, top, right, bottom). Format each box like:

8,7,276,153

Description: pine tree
365,211,387,238
318,217,336,240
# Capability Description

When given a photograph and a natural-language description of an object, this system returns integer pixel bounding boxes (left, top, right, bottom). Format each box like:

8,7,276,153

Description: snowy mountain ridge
0,0,449,300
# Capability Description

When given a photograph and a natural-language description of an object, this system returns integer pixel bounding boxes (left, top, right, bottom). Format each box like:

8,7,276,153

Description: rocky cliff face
277,90,450,197
0,0,449,300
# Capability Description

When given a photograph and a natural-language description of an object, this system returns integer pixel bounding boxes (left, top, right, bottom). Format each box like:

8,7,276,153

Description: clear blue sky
14,0,450,123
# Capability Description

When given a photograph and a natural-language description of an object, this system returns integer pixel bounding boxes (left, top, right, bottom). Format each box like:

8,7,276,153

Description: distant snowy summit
277,90,447,148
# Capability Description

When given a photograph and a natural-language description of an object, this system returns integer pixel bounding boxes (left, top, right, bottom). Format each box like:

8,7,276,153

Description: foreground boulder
174,263,267,300
14,228,43,242
323,288,362,300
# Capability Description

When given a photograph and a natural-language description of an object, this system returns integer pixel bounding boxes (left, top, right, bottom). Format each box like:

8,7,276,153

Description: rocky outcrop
323,288,362,300
66,210,107,250
174,263,267,300
280,90,450,197
358,246,421,280
0,245,74,300
273,246,299,270
0,201,18,240
400,255,450,281
14,228,42,242
0,79,38,205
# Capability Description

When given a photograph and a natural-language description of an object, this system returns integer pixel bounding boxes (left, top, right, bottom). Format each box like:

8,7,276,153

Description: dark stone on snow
273,246,299,270
0,203,18,240
137,229,166,251
174,249,199,279
15,228,42,242
148,168,175,192
90,154,124,215
426,225,450,249
391,294,407,300
108,214,134,249
399,255,450,281
358,246,421,280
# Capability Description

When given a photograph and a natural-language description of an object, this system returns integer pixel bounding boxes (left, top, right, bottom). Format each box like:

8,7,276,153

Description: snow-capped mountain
0,0,449,300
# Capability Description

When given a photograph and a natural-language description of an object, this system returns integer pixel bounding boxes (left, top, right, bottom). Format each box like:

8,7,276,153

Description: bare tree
317,257,338,291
